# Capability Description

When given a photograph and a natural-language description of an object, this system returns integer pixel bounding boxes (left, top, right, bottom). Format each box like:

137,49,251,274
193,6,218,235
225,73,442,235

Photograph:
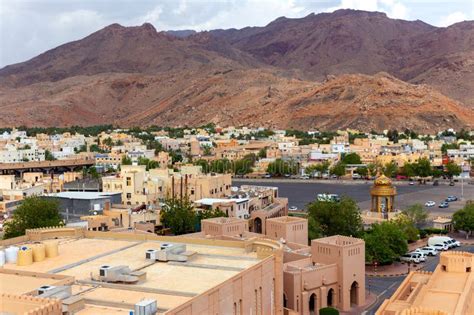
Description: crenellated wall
0,293,62,315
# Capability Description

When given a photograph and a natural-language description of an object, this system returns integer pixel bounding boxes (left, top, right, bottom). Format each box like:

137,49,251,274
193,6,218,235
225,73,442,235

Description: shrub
319,307,339,315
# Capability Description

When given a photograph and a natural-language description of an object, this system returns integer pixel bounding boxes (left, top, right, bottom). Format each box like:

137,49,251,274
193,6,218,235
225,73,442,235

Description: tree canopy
342,152,362,165
402,204,428,228
445,160,462,178
160,197,196,235
3,196,63,239
364,221,408,265
452,203,474,239
307,197,363,237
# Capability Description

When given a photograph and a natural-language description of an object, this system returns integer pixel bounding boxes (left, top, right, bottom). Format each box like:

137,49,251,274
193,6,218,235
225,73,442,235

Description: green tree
441,143,459,154
202,145,213,156
160,197,196,235
414,157,432,178
44,150,56,161
103,137,113,147
308,216,322,241
402,204,428,228
3,196,63,239
307,197,363,237
342,152,362,165
330,162,346,177
452,203,474,239
445,160,462,179
88,166,100,179
121,155,132,165
383,161,398,178
267,159,298,176
392,213,419,242
319,307,339,315
355,166,368,177
400,162,416,178
364,221,408,265
366,163,378,177
258,148,267,159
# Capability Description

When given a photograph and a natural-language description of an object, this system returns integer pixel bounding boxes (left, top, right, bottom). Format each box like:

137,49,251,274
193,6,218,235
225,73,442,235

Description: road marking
377,281,400,298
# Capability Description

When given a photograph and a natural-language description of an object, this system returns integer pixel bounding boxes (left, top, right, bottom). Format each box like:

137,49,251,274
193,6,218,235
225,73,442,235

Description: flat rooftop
2,234,262,314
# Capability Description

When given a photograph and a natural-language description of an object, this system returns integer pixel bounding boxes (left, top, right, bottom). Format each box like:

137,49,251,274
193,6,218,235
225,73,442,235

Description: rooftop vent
145,244,187,262
96,265,145,283
37,285,72,299
134,299,158,315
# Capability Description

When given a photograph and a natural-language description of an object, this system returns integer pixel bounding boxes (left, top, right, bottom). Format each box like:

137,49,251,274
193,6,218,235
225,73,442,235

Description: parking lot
233,179,474,216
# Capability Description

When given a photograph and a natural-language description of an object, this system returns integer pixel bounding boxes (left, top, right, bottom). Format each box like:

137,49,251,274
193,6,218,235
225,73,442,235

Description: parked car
400,253,422,264
352,173,361,180
433,180,439,186
428,236,459,249
431,243,449,251
289,206,298,211
425,201,436,207
446,195,458,202
300,175,310,180
263,174,272,178
409,181,415,185
438,202,449,208
449,181,455,186
413,246,438,256
409,251,426,262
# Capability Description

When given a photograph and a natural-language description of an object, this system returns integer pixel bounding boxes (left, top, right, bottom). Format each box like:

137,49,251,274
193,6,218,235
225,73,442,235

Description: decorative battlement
26,226,85,241
0,293,62,315
398,307,449,315
439,251,473,273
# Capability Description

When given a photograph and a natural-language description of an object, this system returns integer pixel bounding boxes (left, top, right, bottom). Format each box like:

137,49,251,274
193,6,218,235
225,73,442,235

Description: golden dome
374,174,392,186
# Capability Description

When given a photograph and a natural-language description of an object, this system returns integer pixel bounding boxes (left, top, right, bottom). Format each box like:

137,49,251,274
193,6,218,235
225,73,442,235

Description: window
126,193,131,199
126,177,131,186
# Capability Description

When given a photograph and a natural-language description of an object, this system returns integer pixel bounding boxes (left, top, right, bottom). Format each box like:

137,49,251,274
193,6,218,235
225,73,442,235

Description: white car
400,253,422,264
289,206,298,211
413,246,438,256
431,243,448,251
425,201,436,207
409,251,426,262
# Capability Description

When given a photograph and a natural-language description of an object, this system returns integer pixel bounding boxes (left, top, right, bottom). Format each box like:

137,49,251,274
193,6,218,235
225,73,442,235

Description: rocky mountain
0,70,471,132
0,9,473,131
210,9,474,105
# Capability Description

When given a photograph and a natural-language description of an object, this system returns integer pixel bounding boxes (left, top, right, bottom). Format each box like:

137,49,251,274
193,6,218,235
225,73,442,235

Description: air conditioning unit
38,285,56,295
135,299,158,315
145,249,158,260
160,243,173,250
99,265,112,277
37,285,72,299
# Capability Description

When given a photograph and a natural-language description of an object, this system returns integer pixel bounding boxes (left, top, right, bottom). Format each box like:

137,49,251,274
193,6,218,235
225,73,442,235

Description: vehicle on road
425,201,436,207
433,180,439,186
438,201,449,208
409,181,415,185
300,175,310,180
263,174,271,178
428,236,460,249
449,181,455,186
352,173,361,180
446,195,458,202
431,243,449,251
400,253,422,264
413,246,438,256
409,251,426,262
289,206,298,211
317,193,340,202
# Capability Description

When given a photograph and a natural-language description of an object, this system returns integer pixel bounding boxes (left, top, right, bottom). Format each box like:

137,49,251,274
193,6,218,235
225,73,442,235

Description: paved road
233,179,473,214
363,244,474,314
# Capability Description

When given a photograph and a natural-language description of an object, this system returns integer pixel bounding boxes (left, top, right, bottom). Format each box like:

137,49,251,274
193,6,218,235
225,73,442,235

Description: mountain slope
0,70,471,132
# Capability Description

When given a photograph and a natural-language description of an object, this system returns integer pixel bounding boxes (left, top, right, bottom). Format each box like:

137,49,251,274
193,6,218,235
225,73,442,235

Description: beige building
102,165,232,206
377,251,474,315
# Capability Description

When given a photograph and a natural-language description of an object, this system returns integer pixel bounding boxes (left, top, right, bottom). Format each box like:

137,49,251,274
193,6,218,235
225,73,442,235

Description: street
363,244,474,314
233,179,474,216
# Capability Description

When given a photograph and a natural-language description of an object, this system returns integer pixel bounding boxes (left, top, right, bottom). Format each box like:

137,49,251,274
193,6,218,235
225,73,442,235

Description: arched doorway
254,217,262,234
309,293,317,315
350,281,359,305
283,293,288,308
327,288,334,307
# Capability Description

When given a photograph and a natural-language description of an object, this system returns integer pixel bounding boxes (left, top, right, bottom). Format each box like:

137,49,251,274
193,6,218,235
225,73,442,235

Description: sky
0,0,473,67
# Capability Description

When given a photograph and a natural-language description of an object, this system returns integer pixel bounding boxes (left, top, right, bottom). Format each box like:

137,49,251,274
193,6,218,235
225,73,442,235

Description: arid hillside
0,70,471,133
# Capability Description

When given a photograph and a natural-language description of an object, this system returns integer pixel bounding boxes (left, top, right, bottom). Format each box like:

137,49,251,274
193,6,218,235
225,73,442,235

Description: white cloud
327,0,408,19
438,11,467,27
